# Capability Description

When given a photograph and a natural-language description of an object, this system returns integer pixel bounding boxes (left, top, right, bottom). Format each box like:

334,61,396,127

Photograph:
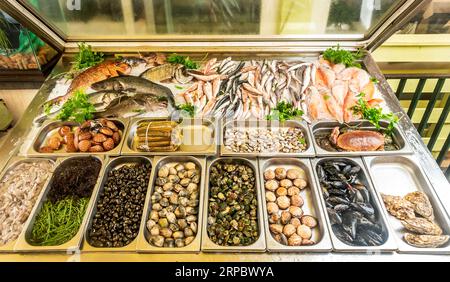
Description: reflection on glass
399,0,450,34
22,0,403,38
0,10,58,70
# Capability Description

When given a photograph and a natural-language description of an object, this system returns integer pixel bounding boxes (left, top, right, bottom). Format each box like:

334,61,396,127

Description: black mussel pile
317,160,387,246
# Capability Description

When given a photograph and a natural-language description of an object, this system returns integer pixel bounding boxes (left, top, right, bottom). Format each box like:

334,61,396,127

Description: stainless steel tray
258,158,332,252
83,156,153,252
0,157,56,253
311,157,397,252
311,120,413,157
14,156,106,253
137,156,206,253
27,118,129,157
201,157,266,252
122,117,218,156
221,119,315,157
364,155,450,254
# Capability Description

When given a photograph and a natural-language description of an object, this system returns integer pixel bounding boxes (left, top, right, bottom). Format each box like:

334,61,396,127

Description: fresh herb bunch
267,101,303,122
29,197,89,246
167,53,199,69
322,45,363,68
177,103,195,117
56,90,96,123
72,42,104,71
352,93,399,135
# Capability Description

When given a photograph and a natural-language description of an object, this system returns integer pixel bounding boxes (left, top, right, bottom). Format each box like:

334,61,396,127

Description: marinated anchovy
28,157,101,246
207,161,259,246
317,160,387,246
146,162,200,248
263,166,318,246
89,162,151,247
225,127,306,153
0,161,53,246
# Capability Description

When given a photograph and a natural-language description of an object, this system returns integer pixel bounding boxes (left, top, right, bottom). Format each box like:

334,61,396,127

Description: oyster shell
401,218,442,235
404,191,434,220
381,194,415,220
404,233,449,248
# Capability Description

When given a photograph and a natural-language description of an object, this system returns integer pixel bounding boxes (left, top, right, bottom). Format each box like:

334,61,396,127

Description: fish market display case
0,0,449,262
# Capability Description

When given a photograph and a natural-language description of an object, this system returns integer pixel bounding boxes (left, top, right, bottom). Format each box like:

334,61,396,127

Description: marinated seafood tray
123,118,217,156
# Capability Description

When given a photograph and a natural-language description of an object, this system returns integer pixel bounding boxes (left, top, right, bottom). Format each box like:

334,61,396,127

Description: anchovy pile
179,58,314,120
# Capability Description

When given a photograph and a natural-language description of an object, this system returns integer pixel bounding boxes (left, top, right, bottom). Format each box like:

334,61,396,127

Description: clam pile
39,119,121,153
317,160,387,246
264,167,318,246
146,162,200,248
207,161,259,246
224,127,307,153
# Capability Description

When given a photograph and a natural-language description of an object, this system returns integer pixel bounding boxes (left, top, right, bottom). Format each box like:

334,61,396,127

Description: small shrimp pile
305,57,384,123
0,160,54,246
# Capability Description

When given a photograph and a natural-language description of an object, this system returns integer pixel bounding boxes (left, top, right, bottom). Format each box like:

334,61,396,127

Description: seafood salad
317,160,387,246
381,192,449,248
315,125,399,152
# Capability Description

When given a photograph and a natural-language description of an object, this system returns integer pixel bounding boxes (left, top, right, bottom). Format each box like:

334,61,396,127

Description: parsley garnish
177,103,195,117
322,45,363,68
266,101,303,122
352,93,399,135
55,90,96,123
72,42,104,71
167,53,199,69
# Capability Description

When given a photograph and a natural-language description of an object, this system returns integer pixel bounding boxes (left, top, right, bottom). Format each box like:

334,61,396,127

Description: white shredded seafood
0,160,54,246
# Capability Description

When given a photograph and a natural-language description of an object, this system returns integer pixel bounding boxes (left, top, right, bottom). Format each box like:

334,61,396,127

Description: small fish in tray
133,120,182,152
381,192,449,248
315,125,399,152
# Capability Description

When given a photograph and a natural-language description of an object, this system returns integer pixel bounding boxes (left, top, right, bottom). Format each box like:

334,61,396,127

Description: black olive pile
88,162,151,247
